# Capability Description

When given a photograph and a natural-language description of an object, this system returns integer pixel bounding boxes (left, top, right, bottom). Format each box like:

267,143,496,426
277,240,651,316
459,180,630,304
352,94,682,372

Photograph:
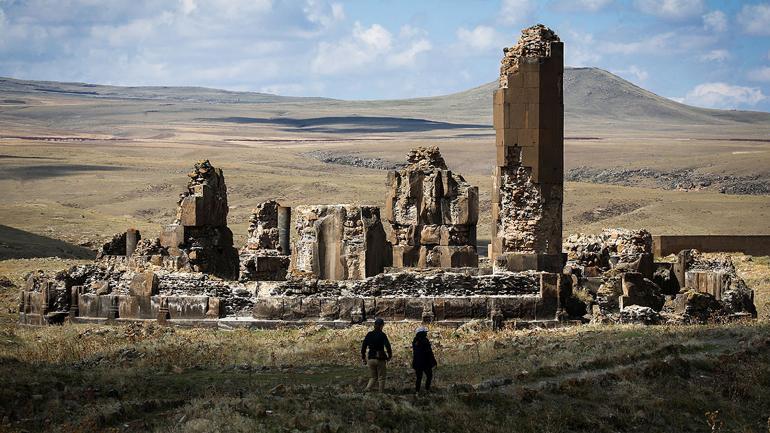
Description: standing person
361,318,392,392
412,326,437,393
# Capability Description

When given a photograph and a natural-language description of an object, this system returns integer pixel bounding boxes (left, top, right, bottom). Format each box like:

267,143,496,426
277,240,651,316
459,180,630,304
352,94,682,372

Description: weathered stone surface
385,147,479,268
177,160,229,227
619,272,664,311
129,271,159,297
565,228,653,269
146,160,241,279
239,200,291,281
492,25,563,273
290,204,390,280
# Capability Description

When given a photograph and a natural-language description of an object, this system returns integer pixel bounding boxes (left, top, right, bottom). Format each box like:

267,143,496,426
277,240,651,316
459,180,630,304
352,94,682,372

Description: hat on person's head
374,318,385,326
415,326,428,334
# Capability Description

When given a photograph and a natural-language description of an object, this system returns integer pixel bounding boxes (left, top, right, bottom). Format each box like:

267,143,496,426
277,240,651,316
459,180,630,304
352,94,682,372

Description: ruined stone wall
290,204,390,280
384,147,479,268
491,24,564,273
159,160,239,279
239,200,291,281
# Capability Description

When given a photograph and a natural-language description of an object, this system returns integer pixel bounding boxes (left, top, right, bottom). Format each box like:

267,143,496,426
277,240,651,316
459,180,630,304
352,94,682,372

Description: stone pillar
491,24,564,273
278,206,291,255
126,228,140,257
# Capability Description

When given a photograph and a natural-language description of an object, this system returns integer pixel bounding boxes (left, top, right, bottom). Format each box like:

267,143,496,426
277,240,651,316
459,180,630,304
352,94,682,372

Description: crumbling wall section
491,24,564,273
239,200,291,281
385,146,479,268
290,204,390,280
158,160,239,279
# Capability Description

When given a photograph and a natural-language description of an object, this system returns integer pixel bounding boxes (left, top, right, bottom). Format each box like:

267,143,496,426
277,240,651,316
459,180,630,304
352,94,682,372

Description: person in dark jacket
412,326,437,392
361,318,392,392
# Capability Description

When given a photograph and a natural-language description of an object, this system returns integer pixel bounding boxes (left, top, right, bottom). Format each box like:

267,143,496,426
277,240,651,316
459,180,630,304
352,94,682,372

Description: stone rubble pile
270,270,541,298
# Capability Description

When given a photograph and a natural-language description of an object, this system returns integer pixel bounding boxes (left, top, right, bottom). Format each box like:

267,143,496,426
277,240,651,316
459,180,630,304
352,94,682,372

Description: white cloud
499,0,535,26
748,67,770,82
681,82,766,109
179,0,197,15
387,39,432,67
702,10,727,32
613,65,649,83
634,0,704,20
564,31,601,66
738,3,770,36
456,25,499,51
699,49,729,62
303,0,344,28
311,22,431,74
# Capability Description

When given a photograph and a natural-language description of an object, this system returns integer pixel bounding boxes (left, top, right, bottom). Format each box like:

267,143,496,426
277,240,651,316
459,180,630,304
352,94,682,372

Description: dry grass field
2,69,770,259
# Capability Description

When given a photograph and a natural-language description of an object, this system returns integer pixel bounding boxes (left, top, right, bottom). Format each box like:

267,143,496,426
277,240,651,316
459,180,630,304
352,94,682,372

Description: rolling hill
3,67,769,129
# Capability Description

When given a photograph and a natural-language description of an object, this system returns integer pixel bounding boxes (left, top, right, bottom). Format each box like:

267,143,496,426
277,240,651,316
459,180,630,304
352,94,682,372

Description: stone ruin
563,228,756,324
160,160,239,279
491,24,564,273
289,204,390,280
384,146,478,268
239,200,291,281
16,24,758,329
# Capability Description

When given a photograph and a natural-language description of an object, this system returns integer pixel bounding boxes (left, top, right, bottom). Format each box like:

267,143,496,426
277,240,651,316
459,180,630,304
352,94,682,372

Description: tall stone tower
491,24,564,272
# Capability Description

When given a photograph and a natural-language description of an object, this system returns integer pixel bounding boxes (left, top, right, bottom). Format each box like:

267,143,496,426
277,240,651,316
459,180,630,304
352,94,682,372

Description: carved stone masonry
384,146,479,268
491,24,564,273
160,160,239,279
239,200,291,281
289,204,390,280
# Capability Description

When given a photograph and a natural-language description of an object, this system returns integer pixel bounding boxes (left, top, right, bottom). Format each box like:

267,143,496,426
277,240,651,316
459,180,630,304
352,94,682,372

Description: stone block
319,298,340,320
253,298,284,319
337,297,361,321
129,271,159,297
167,296,209,319
493,102,504,129
433,298,446,321
405,299,432,320
363,297,376,320
282,298,303,320
392,244,419,268
420,225,441,245
497,253,563,273
160,223,185,249
117,295,154,319
78,294,100,317
470,297,489,318
206,297,221,319
374,298,405,320
444,297,472,319
301,298,321,318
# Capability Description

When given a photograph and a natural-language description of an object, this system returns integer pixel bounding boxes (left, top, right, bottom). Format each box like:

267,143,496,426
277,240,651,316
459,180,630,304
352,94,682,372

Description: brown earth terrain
1,69,770,261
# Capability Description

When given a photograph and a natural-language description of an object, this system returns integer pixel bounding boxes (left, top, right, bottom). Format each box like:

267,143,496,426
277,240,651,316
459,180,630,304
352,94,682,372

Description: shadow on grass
0,225,95,259
5,164,127,181
198,116,488,134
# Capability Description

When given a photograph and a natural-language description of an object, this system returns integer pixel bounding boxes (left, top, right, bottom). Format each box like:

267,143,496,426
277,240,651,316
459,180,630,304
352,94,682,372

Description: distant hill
2,67,770,127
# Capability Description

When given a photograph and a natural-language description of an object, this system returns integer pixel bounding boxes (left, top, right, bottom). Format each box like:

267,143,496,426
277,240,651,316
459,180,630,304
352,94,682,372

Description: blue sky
1,0,770,110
